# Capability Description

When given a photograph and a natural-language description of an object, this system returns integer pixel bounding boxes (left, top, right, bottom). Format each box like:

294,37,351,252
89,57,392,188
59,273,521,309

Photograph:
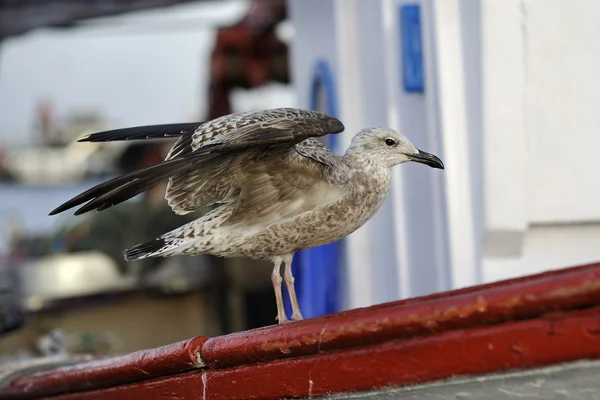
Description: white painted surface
381,0,411,300
348,0,401,305
391,0,452,297
290,0,600,304
333,0,377,309
480,0,528,257
484,224,600,283
479,0,600,279
524,0,600,223
427,0,478,289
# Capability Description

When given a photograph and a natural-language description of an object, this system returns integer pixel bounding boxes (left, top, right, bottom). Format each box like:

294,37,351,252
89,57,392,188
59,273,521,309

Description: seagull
50,108,444,324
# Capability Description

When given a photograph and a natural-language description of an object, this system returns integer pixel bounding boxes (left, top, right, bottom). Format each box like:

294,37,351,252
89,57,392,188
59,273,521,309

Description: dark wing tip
49,200,89,216
49,204,71,216
49,155,192,218
77,122,203,143
328,118,345,134
310,111,344,134
73,205,94,216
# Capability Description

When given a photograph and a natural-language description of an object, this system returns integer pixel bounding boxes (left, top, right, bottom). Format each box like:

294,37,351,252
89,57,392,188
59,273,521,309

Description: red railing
2,262,600,399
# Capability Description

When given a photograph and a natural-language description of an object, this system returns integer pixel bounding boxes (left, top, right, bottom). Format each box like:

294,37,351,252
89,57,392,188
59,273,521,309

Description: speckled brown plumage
50,107,444,323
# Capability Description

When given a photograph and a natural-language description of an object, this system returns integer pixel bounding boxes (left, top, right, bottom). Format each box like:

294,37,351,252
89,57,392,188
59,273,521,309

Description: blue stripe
400,4,425,92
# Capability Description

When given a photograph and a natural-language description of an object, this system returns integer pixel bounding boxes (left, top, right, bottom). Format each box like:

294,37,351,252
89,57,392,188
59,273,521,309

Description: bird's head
346,127,444,170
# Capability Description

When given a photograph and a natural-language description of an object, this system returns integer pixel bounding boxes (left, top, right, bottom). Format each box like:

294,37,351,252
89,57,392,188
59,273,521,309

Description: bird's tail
124,236,191,261
124,205,232,261
124,225,199,261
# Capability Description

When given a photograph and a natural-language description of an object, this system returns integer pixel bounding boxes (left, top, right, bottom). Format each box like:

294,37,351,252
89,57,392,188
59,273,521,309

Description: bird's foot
276,314,289,324
291,311,303,322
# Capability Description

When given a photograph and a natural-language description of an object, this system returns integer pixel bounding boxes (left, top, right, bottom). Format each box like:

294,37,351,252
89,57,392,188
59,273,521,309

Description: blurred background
1,0,600,369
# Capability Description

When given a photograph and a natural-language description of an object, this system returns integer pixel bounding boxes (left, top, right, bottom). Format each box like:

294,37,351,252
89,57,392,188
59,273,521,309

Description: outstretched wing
49,108,344,216
165,128,340,215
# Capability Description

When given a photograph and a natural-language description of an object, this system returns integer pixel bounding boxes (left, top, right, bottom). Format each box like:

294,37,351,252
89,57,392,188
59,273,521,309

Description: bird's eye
385,138,396,146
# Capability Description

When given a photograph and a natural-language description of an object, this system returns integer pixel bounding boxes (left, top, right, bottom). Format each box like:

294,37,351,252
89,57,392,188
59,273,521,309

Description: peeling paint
0,337,208,399
4,265,600,400
202,264,600,370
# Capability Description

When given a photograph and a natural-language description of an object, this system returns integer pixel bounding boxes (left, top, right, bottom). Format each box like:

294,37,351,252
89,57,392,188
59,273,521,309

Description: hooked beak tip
409,149,445,169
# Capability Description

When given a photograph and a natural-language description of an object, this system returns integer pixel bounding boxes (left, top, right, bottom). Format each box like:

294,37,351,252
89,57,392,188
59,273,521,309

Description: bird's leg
283,254,303,321
271,257,288,324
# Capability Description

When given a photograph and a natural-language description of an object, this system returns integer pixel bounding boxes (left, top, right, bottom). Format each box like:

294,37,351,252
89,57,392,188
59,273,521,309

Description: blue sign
401,4,425,92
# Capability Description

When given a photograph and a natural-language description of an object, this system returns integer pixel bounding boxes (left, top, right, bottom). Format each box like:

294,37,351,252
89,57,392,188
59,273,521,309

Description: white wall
431,0,600,282
481,0,600,282
525,0,600,223
348,0,402,304
290,0,600,306
485,225,600,283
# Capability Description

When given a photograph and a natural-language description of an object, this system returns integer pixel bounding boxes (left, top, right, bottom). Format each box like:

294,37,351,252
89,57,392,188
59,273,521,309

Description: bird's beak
408,149,445,169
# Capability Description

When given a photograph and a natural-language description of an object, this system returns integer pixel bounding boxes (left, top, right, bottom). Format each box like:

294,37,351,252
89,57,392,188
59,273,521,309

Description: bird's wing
77,108,326,153
166,113,343,214
222,148,347,227
49,108,344,216
294,137,338,167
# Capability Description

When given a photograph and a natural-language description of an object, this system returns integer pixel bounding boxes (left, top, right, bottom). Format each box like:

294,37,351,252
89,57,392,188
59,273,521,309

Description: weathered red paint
48,306,600,400
204,307,600,400
4,262,600,400
39,371,206,400
0,336,207,400
201,262,600,368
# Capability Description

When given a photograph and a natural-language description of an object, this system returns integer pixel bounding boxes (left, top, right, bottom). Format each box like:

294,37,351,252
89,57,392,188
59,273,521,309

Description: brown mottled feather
49,108,344,216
